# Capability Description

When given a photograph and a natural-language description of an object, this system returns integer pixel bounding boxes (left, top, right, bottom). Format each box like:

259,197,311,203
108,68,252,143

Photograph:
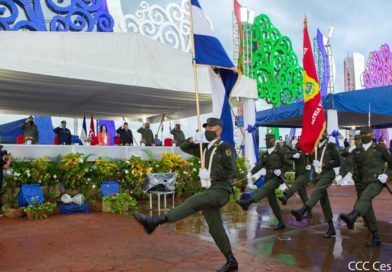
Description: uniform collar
208,138,220,149
362,141,372,151
267,146,276,154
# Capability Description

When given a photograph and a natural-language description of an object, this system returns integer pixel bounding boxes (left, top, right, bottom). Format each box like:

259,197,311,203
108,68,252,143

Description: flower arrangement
60,153,90,190
102,192,137,214
24,202,57,219
92,159,118,181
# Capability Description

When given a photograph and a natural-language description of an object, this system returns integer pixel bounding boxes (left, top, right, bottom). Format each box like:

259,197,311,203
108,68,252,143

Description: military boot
216,251,238,272
236,198,254,211
291,205,310,222
133,212,167,234
278,192,288,206
323,220,336,239
273,220,286,230
367,231,381,247
339,210,360,230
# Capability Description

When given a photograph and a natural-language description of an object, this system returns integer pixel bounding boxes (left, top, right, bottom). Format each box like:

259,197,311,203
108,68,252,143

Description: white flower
125,160,130,165
79,158,84,163
53,175,57,179
192,168,197,172
124,170,129,174
189,162,193,166
38,180,42,183
92,184,96,189
84,168,88,173
183,171,188,175
87,178,91,181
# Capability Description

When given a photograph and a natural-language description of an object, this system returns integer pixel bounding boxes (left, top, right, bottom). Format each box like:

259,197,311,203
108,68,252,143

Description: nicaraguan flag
191,0,238,146
80,114,88,145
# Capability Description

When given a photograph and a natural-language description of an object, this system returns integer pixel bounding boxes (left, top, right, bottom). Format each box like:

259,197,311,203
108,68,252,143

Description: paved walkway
0,185,391,272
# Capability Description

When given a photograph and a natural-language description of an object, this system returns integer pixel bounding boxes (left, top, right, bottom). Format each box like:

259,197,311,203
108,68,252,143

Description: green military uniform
247,138,291,227
167,137,236,253
339,128,392,246
137,127,154,146
280,149,310,205
170,128,185,145
291,137,341,238
20,117,38,144
133,118,239,272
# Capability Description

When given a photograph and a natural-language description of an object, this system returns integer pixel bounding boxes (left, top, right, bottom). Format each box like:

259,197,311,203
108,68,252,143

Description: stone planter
4,208,25,218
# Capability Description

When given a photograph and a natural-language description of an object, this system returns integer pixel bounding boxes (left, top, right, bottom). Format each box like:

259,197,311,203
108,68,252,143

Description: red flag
89,115,96,137
299,18,326,153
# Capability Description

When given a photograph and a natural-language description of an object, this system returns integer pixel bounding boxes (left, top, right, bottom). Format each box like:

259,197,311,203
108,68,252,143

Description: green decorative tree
251,14,304,107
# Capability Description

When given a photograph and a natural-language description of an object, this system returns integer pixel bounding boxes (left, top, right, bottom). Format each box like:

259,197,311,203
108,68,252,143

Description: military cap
265,133,275,140
203,117,223,128
61,120,67,124
360,126,373,134
27,115,34,120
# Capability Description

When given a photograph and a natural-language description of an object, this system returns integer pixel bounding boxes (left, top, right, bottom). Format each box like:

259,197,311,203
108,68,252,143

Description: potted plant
24,202,57,220
102,192,137,214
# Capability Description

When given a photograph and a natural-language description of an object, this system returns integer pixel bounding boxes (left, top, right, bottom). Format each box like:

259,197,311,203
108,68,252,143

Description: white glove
292,153,300,159
335,175,343,184
378,174,388,184
200,179,211,188
274,169,282,177
305,165,311,171
315,166,322,174
348,146,355,153
258,168,267,176
313,160,321,168
198,168,210,180
246,182,258,191
193,132,203,143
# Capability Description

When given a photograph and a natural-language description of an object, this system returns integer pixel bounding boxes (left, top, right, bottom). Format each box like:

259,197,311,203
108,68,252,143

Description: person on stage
137,123,154,146
170,122,185,146
278,142,311,217
53,120,72,145
290,131,341,238
97,125,109,146
133,118,239,272
116,122,133,146
20,115,38,144
339,127,392,247
236,134,291,230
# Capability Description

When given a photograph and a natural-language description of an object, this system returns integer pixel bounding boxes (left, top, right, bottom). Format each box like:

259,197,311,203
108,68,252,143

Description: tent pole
189,1,205,168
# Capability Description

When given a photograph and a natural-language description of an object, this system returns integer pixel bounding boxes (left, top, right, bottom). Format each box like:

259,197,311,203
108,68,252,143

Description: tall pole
189,1,205,168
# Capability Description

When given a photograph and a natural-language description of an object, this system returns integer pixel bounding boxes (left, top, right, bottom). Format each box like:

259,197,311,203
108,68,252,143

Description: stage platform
2,144,193,161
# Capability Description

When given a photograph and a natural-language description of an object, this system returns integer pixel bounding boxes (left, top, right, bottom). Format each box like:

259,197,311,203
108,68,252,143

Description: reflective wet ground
144,186,392,272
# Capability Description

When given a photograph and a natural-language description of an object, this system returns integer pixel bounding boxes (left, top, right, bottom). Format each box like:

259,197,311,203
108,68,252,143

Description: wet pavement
0,185,391,271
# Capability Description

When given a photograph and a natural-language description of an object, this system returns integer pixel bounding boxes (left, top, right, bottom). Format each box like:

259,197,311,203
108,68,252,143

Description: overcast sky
123,0,392,92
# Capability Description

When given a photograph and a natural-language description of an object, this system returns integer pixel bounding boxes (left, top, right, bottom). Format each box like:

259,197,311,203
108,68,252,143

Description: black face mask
145,126,149,129
361,136,372,144
205,130,216,141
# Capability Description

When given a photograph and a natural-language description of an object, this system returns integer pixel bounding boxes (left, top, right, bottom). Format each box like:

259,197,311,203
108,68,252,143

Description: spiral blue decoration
0,0,113,32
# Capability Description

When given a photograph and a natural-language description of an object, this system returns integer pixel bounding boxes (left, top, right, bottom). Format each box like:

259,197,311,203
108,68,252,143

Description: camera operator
0,145,12,217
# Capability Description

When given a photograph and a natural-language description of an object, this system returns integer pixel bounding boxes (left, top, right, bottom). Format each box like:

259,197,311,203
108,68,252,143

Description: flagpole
189,0,205,168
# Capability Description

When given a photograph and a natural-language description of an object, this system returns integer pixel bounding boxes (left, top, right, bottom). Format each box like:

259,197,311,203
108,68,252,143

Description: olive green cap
202,117,223,128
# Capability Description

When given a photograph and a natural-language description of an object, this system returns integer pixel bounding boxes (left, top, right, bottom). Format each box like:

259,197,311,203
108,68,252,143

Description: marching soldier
236,134,291,230
291,131,341,238
278,143,311,217
133,118,239,272
339,127,392,247
137,123,154,146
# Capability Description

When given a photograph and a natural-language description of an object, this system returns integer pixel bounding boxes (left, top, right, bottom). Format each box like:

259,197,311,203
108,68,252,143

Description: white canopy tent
0,32,211,122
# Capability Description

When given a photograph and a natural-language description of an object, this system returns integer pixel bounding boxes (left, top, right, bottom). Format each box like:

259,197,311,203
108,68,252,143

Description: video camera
0,145,8,156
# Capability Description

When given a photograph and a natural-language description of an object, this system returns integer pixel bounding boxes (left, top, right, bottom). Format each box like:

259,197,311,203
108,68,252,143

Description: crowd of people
18,116,187,147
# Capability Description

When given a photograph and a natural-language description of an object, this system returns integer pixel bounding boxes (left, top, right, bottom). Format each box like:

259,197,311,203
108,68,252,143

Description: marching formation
133,122,391,272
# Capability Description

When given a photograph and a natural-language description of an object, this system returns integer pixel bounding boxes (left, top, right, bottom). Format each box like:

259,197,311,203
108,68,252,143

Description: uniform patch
225,149,232,157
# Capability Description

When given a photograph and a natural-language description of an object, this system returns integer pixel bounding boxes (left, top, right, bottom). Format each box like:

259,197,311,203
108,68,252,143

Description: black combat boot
133,212,168,235
367,231,381,247
273,220,286,230
278,192,288,206
323,220,336,238
339,210,360,230
216,251,238,272
291,205,310,222
236,198,254,211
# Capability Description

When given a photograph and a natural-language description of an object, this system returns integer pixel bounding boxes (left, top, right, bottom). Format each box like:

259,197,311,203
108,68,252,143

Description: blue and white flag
191,0,238,146
80,114,88,144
